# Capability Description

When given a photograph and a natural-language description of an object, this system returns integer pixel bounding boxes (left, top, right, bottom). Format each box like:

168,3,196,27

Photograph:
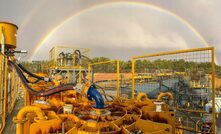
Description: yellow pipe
132,58,135,99
47,111,60,120
136,92,149,101
211,47,216,134
58,114,82,123
3,56,7,128
14,106,45,134
89,60,118,65
132,47,214,59
0,54,3,134
156,92,173,102
88,64,91,85
116,60,120,97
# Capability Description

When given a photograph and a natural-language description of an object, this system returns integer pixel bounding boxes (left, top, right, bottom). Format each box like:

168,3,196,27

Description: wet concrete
3,99,23,134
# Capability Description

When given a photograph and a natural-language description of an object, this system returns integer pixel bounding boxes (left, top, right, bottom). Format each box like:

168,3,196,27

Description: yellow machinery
0,22,20,133
10,46,179,133
0,21,215,134
132,47,216,134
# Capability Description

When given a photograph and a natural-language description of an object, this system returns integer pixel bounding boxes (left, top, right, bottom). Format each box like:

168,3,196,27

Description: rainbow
29,1,215,62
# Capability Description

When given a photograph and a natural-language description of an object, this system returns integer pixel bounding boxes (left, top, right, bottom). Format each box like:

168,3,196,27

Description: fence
88,60,120,98
131,47,216,133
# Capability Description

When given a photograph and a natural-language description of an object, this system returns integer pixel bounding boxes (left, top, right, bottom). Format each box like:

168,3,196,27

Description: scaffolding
48,46,90,83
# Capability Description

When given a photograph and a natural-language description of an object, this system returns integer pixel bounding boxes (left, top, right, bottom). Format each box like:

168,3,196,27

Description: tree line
20,57,221,77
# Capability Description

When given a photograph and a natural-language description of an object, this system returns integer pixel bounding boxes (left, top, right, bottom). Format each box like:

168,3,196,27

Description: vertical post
55,47,58,68
1,27,6,128
88,64,91,85
132,58,135,99
211,47,216,134
3,57,8,125
0,52,2,126
79,66,82,83
116,60,120,97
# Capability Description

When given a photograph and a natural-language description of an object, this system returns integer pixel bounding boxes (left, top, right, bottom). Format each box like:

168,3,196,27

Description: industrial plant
0,21,220,134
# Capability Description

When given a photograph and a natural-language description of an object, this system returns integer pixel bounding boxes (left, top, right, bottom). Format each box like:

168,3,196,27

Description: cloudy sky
0,0,220,64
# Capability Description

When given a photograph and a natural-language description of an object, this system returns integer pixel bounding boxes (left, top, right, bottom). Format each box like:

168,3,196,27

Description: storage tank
0,22,18,49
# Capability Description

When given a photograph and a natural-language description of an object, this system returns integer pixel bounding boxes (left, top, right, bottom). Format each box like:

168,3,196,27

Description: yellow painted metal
156,92,173,102
116,60,120,97
79,65,82,83
136,92,149,101
131,58,135,99
88,64,91,85
131,47,216,134
211,47,216,134
30,119,61,134
124,119,173,134
48,46,90,69
89,60,120,97
132,47,214,59
3,57,8,127
0,22,20,133
0,53,3,133
89,60,117,66
13,106,45,134
0,22,18,48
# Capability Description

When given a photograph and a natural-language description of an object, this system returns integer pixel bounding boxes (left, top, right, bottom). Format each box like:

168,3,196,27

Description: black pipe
16,61,50,82
9,60,76,96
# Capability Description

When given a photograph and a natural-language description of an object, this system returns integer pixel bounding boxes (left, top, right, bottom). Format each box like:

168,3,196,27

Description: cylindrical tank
0,22,18,49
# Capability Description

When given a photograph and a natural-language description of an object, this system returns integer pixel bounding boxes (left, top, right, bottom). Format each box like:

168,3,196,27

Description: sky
0,0,220,64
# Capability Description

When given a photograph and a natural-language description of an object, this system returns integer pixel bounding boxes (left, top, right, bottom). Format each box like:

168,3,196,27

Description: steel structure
88,60,120,97
131,47,216,133
0,22,20,133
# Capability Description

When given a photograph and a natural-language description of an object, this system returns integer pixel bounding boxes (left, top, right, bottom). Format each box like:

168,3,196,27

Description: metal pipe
132,47,214,59
136,92,149,101
14,106,45,134
87,85,105,109
156,92,173,102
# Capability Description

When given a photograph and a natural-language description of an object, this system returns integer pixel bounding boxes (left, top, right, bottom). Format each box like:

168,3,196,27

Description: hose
9,60,77,96
16,61,50,82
